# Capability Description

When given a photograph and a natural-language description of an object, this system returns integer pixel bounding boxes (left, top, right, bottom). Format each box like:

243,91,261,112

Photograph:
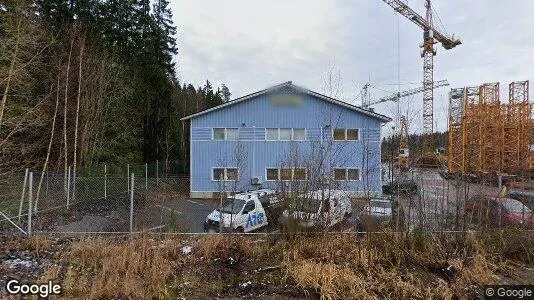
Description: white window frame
292,128,307,141
212,167,239,181
265,168,280,181
212,128,226,140
265,167,308,181
264,128,307,141
212,128,239,140
279,128,292,141
332,128,360,141
226,128,239,141
333,168,361,181
265,128,280,141
347,168,361,181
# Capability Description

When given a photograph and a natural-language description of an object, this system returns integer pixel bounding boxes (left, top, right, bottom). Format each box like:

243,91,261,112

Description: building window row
333,168,361,181
333,128,359,141
211,167,360,182
211,127,359,141
266,167,307,181
212,168,239,181
213,128,239,140
266,128,306,141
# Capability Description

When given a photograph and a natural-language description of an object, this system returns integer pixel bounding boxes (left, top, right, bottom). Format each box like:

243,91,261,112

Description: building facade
181,82,391,199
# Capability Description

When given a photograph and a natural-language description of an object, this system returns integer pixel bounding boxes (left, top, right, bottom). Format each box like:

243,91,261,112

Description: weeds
8,230,528,299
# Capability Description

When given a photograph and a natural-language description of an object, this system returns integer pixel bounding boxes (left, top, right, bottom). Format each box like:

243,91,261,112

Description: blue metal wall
189,88,386,195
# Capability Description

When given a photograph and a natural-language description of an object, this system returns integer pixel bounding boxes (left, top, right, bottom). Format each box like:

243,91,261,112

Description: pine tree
152,0,177,75
220,83,231,102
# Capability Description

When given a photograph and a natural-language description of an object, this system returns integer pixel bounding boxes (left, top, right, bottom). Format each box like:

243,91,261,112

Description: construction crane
362,79,449,109
381,0,462,157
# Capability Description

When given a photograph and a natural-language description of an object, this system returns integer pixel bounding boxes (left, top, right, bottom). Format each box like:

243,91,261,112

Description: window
293,128,306,141
333,129,345,141
334,169,346,181
213,168,225,180
265,128,307,141
346,129,359,140
280,168,292,181
333,128,359,141
279,128,292,141
334,168,361,181
213,128,239,140
293,168,307,180
347,169,360,181
212,168,238,181
226,128,239,140
266,128,279,140
226,168,238,180
266,168,279,181
213,128,225,140
243,201,255,213
267,168,308,181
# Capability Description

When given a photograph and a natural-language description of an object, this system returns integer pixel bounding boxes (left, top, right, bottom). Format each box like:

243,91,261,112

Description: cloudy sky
172,0,534,135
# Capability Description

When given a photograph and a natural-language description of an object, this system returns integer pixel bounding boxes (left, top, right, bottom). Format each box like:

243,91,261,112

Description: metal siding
190,92,385,194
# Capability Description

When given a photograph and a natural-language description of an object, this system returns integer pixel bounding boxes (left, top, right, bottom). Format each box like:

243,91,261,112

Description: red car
465,195,533,228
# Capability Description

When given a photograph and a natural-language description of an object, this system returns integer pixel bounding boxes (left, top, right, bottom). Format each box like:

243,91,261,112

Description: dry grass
280,230,528,299
15,230,532,299
3,235,53,256
64,235,180,299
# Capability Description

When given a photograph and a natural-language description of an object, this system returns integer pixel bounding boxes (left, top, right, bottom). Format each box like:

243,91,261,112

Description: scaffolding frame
448,80,532,176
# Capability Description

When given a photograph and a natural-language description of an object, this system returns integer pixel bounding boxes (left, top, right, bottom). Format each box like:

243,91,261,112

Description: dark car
382,179,418,195
465,195,533,228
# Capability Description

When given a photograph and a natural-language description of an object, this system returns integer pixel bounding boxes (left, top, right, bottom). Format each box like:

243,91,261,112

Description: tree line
0,0,230,175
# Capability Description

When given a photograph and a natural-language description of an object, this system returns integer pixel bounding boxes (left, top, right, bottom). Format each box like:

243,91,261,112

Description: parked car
382,179,418,195
465,195,533,228
204,189,283,233
279,190,352,229
507,189,534,211
354,196,405,231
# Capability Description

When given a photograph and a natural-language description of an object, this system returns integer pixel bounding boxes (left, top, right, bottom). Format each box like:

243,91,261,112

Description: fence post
127,164,130,194
130,173,134,233
27,172,33,236
72,168,76,203
67,166,71,208
145,163,148,190
156,160,159,186
18,168,29,223
104,164,107,200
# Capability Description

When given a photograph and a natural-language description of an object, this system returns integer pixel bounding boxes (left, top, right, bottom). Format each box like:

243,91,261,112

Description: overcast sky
172,0,534,135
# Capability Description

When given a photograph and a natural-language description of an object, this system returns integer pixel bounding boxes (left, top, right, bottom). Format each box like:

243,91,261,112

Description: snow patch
5,258,37,269
181,246,192,255
239,281,252,289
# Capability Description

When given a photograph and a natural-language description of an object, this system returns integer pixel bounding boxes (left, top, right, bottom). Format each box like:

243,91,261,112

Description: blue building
181,82,391,199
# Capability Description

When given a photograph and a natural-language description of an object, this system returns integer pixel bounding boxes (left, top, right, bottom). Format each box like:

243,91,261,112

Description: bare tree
35,77,61,210
63,40,73,193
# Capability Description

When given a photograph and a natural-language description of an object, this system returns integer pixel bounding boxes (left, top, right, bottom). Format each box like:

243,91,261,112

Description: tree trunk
35,78,61,211
0,18,22,136
63,40,73,194
72,37,85,196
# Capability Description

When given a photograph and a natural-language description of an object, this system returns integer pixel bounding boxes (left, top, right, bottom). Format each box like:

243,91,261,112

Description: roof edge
180,82,392,123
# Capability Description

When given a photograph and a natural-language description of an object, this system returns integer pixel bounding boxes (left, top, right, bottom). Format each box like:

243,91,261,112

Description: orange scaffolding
448,80,532,176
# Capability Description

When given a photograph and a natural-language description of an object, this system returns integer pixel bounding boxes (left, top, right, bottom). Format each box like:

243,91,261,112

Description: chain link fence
2,164,533,236
0,162,192,235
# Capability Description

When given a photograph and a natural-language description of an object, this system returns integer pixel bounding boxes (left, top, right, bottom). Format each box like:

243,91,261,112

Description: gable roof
180,81,392,123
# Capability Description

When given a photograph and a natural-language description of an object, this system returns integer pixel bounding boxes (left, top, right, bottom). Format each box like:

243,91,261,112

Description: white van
280,189,352,228
204,189,282,233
